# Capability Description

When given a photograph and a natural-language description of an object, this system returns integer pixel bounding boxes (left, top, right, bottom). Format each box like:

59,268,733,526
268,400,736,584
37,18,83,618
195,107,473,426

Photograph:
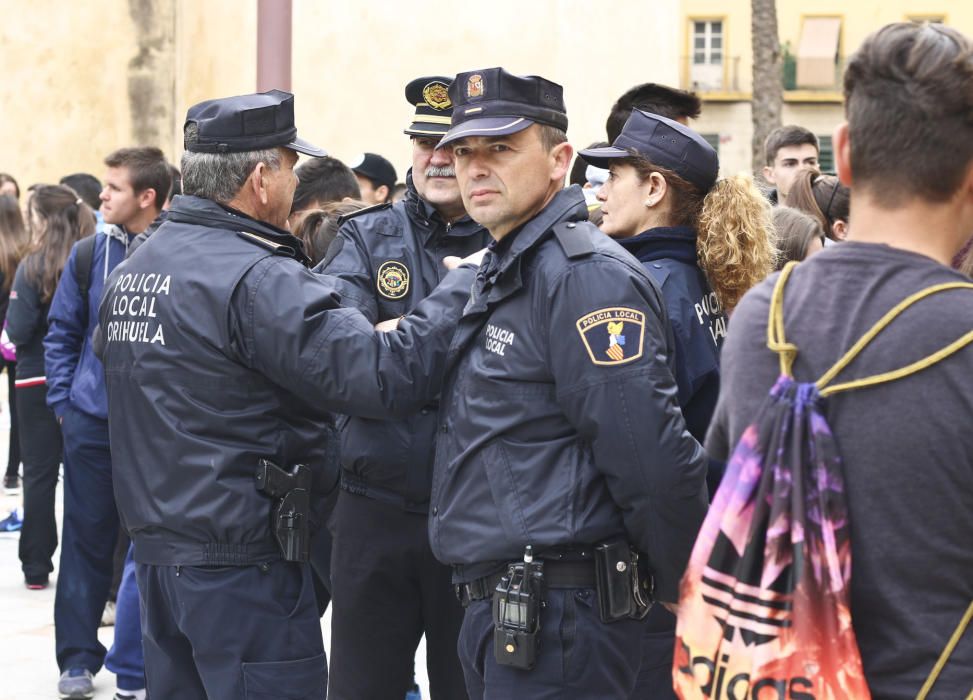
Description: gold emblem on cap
377,260,410,300
423,82,451,110
467,74,484,98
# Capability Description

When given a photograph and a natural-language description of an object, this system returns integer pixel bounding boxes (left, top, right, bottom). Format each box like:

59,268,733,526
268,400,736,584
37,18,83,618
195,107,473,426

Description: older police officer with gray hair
95,90,482,699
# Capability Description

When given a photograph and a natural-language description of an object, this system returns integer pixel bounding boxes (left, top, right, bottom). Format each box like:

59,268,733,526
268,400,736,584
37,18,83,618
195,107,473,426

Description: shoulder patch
576,307,646,366
337,201,393,227
553,221,595,259
377,260,410,299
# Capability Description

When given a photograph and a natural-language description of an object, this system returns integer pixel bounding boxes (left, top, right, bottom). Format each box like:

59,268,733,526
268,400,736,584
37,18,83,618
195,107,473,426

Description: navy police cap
404,76,454,137
183,89,326,157
579,110,718,193
438,67,568,148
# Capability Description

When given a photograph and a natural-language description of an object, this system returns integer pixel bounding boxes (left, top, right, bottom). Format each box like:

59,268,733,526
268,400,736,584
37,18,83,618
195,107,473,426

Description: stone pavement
0,379,430,699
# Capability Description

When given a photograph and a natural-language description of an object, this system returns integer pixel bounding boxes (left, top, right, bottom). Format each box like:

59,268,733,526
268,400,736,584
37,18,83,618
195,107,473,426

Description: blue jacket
94,195,475,565
430,187,708,602
618,226,726,443
320,174,490,509
45,226,135,420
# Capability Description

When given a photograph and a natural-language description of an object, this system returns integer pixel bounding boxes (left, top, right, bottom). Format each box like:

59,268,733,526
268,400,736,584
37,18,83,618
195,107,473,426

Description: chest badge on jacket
576,307,646,366
377,260,410,300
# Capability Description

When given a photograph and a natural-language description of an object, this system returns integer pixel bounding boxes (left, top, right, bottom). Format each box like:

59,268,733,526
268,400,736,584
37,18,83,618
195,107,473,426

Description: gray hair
181,144,282,204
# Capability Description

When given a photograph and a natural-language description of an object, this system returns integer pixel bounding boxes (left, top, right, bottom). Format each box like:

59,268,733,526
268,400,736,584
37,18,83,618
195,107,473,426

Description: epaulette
236,231,310,267
552,221,595,259
336,201,393,228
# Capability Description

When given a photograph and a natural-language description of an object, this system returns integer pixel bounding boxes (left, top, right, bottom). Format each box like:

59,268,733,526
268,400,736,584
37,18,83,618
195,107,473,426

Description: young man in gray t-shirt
707,22,973,698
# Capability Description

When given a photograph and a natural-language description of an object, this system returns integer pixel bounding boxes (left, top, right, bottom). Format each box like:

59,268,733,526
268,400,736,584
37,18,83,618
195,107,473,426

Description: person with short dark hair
349,152,397,204
707,22,973,697
606,82,702,142
772,205,825,268
784,168,851,241
321,75,489,700
59,174,103,212
762,125,820,203
289,155,361,222
434,67,707,698
61,173,107,234
95,89,482,700
45,146,168,699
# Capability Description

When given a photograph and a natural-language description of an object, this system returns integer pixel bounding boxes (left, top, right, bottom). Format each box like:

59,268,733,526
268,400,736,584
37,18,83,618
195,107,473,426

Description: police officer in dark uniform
430,68,709,698
94,90,481,700
320,76,487,700
580,111,729,699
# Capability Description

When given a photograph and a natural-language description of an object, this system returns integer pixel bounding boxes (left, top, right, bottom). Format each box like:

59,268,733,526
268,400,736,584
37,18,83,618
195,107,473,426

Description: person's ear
253,162,271,205
834,122,852,187
137,188,157,210
832,219,848,241
644,172,668,208
550,142,574,183
375,184,390,203
762,164,776,185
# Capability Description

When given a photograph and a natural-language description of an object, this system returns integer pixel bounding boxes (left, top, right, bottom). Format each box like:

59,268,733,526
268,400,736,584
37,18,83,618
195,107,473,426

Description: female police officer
579,110,775,699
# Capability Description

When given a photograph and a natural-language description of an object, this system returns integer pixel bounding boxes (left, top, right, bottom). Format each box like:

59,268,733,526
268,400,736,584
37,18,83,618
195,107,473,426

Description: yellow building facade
681,1,973,175
0,0,680,191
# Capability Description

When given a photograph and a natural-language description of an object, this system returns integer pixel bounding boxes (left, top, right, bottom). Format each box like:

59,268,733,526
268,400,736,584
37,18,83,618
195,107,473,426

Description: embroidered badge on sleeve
377,260,410,300
576,307,646,366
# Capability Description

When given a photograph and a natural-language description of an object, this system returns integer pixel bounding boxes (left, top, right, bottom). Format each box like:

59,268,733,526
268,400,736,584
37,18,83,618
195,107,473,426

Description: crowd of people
1,19,971,700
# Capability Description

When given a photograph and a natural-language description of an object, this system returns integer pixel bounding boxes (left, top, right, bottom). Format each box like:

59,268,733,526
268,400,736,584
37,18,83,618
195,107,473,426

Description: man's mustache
425,166,456,178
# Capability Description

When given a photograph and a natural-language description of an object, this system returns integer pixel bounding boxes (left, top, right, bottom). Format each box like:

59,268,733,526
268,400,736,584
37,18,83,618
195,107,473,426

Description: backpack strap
817,281,973,396
766,261,800,377
74,234,97,323
916,600,973,700
767,262,973,396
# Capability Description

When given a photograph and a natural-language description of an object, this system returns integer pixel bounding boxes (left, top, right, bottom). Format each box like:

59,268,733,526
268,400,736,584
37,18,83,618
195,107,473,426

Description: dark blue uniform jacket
320,174,490,509
430,187,708,602
618,226,726,443
94,195,475,566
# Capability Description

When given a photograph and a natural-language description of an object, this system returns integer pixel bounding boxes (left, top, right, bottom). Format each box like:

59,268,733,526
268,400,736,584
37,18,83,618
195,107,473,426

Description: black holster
255,459,311,562
593,539,653,623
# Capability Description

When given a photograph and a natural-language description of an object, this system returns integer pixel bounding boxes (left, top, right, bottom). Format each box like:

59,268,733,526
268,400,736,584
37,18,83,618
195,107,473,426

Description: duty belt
455,559,596,607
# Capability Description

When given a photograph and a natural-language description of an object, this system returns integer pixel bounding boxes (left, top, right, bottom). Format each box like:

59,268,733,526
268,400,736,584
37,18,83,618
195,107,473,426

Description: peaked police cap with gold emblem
438,67,568,148
404,76,455,137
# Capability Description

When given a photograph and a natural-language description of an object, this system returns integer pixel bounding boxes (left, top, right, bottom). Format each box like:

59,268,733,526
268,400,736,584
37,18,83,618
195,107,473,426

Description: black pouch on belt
492,548,544,670
594,538,653,623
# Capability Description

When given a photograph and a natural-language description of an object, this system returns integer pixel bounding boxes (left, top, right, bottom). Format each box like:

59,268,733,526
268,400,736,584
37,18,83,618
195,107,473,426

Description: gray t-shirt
707,242,973,699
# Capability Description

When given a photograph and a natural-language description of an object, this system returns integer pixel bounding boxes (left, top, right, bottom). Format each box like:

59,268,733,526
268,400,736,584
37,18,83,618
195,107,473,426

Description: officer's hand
662,602,679,616
444,247,488,271
374,317,402,333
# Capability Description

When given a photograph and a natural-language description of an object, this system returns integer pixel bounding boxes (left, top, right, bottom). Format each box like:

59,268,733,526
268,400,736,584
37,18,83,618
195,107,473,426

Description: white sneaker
114,689,147,700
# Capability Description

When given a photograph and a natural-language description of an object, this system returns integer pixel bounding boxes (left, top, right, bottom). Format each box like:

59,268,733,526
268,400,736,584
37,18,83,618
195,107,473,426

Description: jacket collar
166,195,310,265
469,186,588,308
404,170,484,241
618,226,698,266
487,185,589,277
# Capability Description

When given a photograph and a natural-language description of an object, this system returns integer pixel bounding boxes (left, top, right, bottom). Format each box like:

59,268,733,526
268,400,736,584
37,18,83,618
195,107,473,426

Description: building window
818,135,834,173
691,20,724,91
702,133,721,157
796,17,841,89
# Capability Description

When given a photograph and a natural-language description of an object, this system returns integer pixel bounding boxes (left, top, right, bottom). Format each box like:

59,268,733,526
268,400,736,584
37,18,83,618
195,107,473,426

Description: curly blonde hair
697,175,777,311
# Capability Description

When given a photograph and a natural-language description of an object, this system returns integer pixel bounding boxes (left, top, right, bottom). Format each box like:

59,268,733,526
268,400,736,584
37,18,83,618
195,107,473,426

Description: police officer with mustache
320,76,490,700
